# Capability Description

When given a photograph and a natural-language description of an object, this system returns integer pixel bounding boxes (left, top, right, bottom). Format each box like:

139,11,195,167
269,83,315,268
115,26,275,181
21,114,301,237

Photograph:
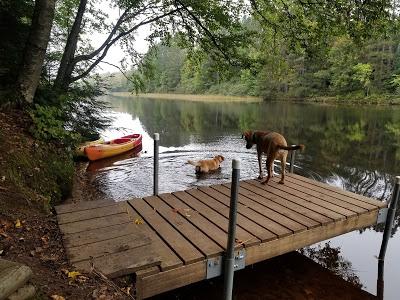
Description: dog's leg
257,152,263,179
261,156,274,185
279,154,287,184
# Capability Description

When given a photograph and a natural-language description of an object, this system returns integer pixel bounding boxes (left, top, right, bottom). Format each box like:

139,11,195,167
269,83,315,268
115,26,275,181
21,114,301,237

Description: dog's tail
278,144,305,151
187,160,201,173
187,160,200,167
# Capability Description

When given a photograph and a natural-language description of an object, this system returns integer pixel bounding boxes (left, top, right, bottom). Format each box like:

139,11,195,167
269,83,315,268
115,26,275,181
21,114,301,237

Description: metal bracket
376,208,388,224
206,249,246,279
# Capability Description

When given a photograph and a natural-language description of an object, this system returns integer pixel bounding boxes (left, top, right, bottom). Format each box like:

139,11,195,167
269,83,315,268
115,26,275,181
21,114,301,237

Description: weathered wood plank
63,222,136,247
125,200,183,271
199,186,295,237
272,177,368,213
55,199,116,214
136,261,205,299
173,190,260,247
246,180,345,220
129,199,204,265
188,188,279,241
286,175,380,210
246,209,379,265
158,193,229,249
269,178,358,217
210,184,307,233
143,195,223,258
57,202,128,224
74,244,161,278
59,213,130,235
242,181,333,224
227,182,321,228
289,173,385,207
67,233,152,263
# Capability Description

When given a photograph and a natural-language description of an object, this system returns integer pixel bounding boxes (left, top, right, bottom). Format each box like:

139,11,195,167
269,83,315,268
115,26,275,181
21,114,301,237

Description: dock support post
153,133,159,196
377,175,400,299
224,159,240,300
289,146,296,173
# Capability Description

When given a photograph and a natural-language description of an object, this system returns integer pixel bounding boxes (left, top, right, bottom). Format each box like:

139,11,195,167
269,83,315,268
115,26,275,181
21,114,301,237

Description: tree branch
174,0,235,65
70,8,180,83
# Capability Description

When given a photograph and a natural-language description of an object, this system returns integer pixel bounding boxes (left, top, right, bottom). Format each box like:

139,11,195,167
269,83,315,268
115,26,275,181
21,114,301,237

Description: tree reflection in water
299,242,362,288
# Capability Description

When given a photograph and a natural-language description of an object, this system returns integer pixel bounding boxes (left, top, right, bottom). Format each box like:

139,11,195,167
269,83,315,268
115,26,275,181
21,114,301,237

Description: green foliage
352,63,373,96
29,104,80,145
30,78,111,145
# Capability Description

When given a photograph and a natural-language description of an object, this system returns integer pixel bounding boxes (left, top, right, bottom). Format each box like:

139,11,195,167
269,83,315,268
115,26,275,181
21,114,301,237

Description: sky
90,1,150,74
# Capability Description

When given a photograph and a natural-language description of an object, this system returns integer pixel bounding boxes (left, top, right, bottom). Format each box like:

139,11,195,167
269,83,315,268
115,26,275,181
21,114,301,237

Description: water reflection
299,242,363,288
92,94,399,298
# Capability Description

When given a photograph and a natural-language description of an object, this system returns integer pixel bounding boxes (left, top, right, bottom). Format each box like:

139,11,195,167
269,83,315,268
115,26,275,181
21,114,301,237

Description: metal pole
377,176,400,299
289,146,296,173
378,176,400,260
153,133,159,196
223,159,240,300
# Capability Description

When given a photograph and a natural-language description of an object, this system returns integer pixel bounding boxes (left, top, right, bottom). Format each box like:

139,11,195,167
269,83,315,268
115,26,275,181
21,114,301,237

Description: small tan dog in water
187,155,225,173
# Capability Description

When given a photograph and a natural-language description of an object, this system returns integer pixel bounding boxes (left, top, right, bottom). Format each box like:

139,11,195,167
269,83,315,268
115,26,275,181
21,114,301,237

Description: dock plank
74,244,161,278
188,188,279,241
55,200,116,214
129,199,204,265
246,209,379,265
285,175,379,210
242,181,333,224
143,195,223,258
63,222,137,247
59,213,130,235
67,233,152,263
289,173,385,207
125,200,183,271
268,178,358,217
272,177,368,214
158,193,229,249
173,190,260,247
198,186,294,237
57,202,128,224
210,185,307,233
226,182,321,228
246,180,346,220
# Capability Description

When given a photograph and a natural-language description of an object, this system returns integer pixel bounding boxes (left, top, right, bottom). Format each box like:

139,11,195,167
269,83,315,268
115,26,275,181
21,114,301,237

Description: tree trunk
53,0,87,90
16,0,56,104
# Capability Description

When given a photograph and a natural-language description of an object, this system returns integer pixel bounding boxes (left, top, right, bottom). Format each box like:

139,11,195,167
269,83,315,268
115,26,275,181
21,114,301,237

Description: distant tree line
122,15,400,100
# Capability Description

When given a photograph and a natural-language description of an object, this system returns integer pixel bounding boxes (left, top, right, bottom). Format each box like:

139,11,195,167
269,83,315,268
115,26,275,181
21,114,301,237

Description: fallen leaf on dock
134,218,143,225
51,295,65,300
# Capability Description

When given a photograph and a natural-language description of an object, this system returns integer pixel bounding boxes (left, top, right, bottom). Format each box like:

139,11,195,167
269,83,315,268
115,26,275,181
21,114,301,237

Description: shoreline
110,92,262,102
109,91,400,105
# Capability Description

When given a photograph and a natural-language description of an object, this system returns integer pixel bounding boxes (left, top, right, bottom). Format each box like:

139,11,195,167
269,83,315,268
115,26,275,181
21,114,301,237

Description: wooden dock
55,173,387,299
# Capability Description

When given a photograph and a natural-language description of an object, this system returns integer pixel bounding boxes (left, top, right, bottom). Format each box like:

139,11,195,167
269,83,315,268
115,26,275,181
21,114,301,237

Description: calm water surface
88,94,400,299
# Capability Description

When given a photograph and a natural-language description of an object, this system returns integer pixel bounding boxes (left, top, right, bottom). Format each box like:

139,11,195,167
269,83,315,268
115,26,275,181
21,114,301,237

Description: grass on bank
0,111,74,211
111,92,262,102
111,91,400,105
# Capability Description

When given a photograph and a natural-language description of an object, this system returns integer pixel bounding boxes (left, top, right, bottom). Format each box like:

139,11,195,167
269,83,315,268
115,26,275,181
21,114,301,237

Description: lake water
88,94,400,299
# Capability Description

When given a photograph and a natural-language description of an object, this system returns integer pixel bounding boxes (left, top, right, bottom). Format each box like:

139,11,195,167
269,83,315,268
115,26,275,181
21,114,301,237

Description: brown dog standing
187,155,225,173
242,130,304,184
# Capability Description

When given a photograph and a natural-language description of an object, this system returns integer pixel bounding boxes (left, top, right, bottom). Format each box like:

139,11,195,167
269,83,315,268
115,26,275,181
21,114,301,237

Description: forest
103,2,400,102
